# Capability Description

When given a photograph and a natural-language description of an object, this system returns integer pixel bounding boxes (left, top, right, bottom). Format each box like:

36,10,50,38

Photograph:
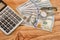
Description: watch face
0,1,7,11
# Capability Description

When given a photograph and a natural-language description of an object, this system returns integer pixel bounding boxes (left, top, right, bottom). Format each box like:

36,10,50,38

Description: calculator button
12,23,16,27
15,16,22,21
6,24,13,30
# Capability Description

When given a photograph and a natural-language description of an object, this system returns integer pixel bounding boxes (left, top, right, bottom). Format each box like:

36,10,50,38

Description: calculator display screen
0,2,5,10
0,1,7,11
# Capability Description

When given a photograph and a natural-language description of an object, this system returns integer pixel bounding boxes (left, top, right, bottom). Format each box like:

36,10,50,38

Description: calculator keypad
0,6,23,35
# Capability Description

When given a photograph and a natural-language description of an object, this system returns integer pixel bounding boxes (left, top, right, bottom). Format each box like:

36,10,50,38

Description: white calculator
0,0,23,35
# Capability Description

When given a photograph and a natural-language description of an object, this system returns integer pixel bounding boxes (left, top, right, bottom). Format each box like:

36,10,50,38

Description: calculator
0,0,23,35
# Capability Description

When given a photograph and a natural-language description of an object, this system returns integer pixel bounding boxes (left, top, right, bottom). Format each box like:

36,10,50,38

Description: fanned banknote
16,0,55,32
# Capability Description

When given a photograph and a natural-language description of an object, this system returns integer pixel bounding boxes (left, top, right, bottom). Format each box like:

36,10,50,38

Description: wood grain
0,0,60,40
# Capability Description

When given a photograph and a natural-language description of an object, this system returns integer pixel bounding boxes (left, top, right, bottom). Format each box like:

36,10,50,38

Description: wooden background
0,0,60,40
